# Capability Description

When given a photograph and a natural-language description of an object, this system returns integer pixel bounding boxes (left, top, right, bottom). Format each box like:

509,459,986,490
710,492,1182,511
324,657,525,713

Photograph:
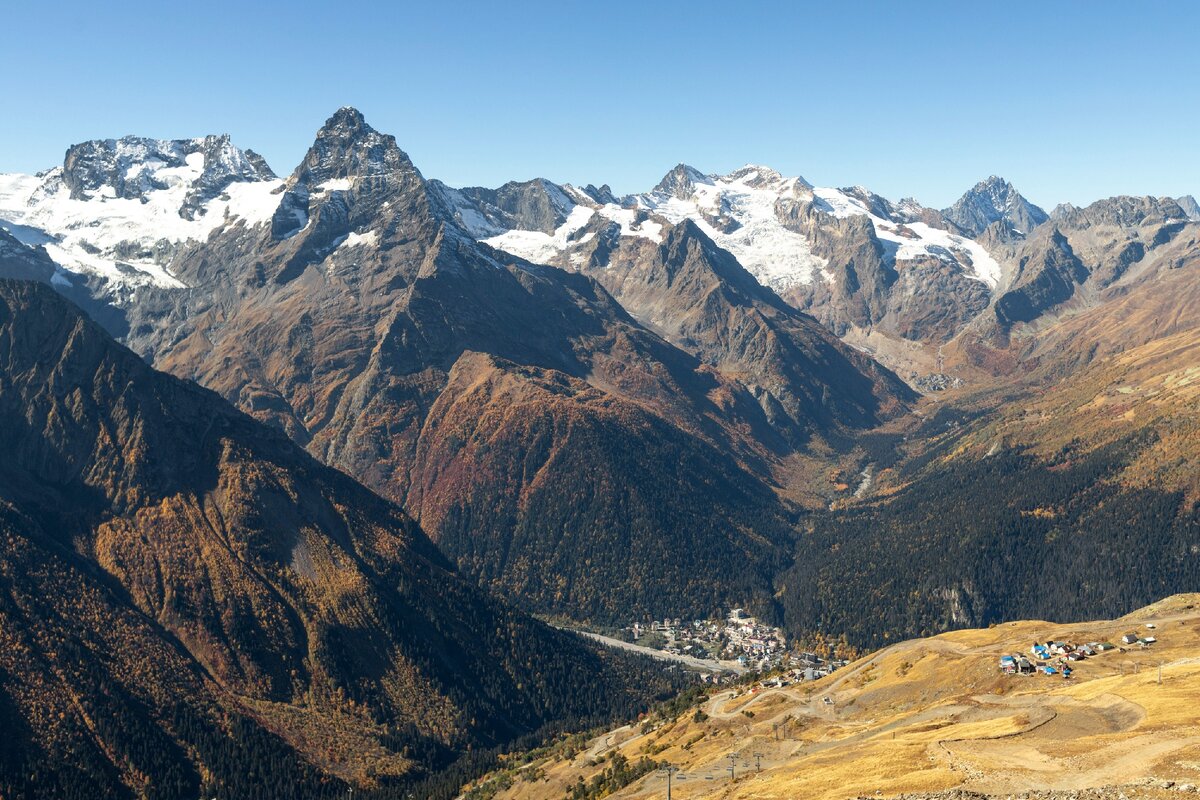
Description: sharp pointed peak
290,106,417,187
652,163,712,198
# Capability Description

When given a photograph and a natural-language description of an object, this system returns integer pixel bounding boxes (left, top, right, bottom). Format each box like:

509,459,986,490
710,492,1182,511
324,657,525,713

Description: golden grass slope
924,328,1200,500
474,595,1200,800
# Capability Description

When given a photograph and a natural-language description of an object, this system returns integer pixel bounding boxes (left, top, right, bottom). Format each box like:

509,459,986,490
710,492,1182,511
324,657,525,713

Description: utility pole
659,765,678,800
753,751,764,773
727,753,739,781
1159,661,1163,685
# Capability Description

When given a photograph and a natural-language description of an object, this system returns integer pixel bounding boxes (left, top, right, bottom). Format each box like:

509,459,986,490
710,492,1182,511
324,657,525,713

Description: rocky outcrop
994,228,1088,325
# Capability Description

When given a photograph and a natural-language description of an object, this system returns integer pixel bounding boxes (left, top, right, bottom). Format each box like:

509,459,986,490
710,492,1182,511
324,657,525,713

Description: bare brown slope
0,280,672,797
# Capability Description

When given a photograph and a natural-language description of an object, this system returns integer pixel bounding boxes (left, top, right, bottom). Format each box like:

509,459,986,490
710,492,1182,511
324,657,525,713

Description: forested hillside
0,280,678,798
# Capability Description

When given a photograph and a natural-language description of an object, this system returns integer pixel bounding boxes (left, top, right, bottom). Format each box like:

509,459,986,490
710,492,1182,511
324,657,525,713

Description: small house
1096,642,1117,651
1121,633,1140,645
1043,666,1058,675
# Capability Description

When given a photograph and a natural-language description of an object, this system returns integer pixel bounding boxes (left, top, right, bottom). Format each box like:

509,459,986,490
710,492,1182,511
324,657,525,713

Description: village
627,608,850,682
997,625,1160,678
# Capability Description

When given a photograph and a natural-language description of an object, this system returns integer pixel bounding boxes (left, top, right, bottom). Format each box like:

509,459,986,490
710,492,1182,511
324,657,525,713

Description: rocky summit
941,175,1049,238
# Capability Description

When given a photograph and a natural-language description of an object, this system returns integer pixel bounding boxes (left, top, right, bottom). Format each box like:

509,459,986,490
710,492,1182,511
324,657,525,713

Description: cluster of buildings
763,652,850,687
629,608,790,671
999,627,1158,677
627,608,853,685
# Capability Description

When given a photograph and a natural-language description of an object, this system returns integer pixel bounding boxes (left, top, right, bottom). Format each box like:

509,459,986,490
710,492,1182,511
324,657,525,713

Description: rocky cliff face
1001,195,1193,330
1175,194,1200,221
0,228,55,283
953,194,1200,374
451,178,578,234
0,279,670,797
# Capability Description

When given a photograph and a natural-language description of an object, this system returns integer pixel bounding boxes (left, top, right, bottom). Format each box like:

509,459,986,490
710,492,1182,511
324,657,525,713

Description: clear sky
2,1,1197,208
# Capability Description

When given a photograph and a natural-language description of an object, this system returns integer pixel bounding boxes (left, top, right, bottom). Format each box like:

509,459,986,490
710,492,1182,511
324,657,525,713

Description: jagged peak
59,133,274,204
943,175,1048,236
1050,194,1191,229
327,105,368,127
976,174,1013,190
652,163,711,198
290,107,418,187
1173,194,1200,221
564,183,616,206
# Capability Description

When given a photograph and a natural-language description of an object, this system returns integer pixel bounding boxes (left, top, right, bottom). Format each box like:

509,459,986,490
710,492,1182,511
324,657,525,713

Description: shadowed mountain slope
0,279,675,798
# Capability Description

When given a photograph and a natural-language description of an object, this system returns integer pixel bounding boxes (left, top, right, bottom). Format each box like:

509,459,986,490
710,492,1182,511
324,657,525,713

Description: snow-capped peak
62,134,274,215
720,164,812,193
0,133,283,291
652,163,712,199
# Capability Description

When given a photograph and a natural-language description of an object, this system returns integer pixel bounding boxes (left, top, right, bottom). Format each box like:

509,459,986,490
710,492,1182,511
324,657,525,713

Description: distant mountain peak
1175,194,1200,221
721,164,809,191
271,108,428,241
653,163,711,199
290,106,418,188
943,175,1048,237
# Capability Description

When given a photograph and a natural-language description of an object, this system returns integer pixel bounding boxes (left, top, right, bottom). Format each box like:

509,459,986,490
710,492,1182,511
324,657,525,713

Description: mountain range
0,106,1198,796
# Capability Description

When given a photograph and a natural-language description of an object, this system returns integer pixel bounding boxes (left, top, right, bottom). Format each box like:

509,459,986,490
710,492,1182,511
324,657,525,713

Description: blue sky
2,1,1197,208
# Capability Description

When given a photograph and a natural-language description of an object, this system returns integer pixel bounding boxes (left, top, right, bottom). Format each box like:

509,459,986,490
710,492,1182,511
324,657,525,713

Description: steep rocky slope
0,280,673,798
